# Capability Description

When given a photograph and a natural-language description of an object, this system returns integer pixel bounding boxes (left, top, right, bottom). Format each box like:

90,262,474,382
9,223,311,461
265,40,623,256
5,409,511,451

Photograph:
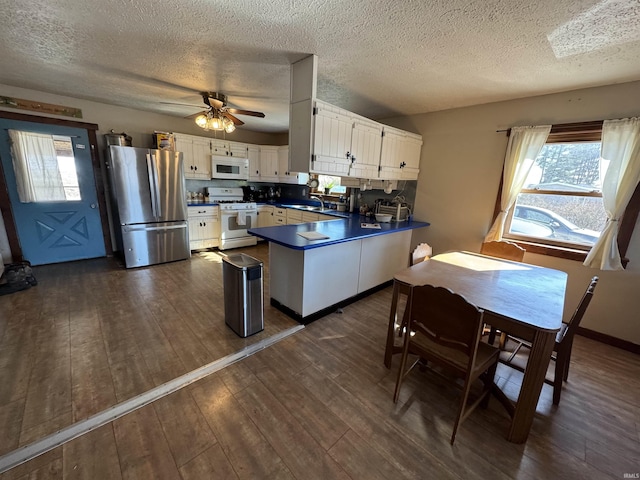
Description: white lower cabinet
257,205,275,228
301,212,319,222
286,208,304,225
269,229,411,318
274,207,287,225
187,206,220,250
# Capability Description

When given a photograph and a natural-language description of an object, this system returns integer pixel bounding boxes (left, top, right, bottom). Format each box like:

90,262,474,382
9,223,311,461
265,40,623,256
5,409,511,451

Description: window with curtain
492,120,640,266
503,138,608,250
8,130,80,203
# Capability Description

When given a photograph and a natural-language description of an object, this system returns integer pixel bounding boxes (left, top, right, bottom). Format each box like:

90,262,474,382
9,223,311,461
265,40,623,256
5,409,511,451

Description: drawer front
188,206,219,218
275,207,287,216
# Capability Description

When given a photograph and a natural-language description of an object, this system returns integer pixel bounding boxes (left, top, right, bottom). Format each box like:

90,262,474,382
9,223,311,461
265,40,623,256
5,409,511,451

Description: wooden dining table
384,251,568,443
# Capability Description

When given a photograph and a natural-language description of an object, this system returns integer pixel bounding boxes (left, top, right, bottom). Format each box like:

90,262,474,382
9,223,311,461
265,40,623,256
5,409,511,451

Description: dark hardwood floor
1,243,638,479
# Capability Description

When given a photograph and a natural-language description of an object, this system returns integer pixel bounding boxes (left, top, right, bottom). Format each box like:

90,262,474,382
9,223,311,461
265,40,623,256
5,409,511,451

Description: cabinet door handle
400,161,406,168
345,151,351,159
194,165,198,171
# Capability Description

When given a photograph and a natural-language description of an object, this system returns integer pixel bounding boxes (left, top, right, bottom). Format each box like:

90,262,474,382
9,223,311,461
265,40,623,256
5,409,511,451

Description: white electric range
207,187,258,250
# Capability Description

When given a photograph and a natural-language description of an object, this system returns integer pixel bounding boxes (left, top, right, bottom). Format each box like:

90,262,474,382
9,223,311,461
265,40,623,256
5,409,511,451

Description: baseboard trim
577,327,640,355
271,280,393,325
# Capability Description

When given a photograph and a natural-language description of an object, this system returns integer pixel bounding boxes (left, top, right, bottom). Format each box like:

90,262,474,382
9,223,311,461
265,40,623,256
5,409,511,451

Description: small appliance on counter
375,199,411,221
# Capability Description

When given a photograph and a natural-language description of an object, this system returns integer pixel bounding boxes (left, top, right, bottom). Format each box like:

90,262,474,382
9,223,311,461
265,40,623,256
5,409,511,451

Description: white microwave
211,156,249,180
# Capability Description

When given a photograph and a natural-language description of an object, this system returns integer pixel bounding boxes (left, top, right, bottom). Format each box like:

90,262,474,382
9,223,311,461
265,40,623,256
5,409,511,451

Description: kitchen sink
286,204,324,211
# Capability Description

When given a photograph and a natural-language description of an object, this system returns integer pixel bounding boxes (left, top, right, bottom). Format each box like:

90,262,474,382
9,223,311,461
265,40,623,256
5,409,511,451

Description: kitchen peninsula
249,216,429,323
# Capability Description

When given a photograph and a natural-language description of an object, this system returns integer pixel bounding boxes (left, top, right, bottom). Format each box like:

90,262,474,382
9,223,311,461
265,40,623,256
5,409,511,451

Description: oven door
219,209,258,250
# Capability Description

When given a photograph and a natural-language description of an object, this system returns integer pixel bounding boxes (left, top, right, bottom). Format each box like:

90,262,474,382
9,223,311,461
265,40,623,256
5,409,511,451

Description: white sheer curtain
584,118,640,270
484,125,551,242
8,129,64,203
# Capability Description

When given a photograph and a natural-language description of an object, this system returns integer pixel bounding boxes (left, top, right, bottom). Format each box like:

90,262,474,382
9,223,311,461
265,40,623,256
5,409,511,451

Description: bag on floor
0,261,37,296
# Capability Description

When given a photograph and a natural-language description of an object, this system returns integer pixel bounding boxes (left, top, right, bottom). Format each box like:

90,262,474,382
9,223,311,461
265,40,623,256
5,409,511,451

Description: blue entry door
0,118,105,265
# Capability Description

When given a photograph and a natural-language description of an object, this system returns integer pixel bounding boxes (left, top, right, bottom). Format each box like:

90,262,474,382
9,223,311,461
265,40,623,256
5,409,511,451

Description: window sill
510,239,629,268
509,240,588,262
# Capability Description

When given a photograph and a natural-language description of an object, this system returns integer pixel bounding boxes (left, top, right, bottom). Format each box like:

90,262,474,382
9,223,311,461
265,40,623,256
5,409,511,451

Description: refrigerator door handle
146,153,162,218
122,223,187,233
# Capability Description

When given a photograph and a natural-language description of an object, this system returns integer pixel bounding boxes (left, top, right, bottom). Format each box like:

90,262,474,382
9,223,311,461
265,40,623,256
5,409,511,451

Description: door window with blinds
8,129,81,202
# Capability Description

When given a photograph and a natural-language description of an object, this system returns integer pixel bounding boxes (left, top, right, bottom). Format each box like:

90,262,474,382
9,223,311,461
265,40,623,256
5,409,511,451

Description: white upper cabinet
312,101,353,176
174,133,211,180
258,146,279,182
348,118,383,179
211,139,248,158
278,145,309,185
248,145,261,181
312,102,382,179
228,141,248,159
291,99,422,181
379,126,422,180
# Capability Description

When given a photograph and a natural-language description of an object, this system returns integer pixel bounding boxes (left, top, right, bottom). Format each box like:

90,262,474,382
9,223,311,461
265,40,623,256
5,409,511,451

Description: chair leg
487,326,497,345
553,353,564,405
451,375,474,444
393,330,413,403
480,361,498,409
498,332,507,350
563,342,573,381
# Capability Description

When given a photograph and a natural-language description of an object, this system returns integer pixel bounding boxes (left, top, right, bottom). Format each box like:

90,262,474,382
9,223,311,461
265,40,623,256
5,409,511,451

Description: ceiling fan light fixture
195,113,208,128
223,117,236,133
209,115,223,131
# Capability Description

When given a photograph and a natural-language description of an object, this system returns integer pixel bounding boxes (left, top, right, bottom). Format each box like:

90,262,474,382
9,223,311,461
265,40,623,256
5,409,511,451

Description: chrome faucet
310,195,324,211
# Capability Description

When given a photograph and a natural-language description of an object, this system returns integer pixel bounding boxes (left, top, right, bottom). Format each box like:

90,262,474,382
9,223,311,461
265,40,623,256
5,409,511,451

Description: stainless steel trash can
222,253,264,337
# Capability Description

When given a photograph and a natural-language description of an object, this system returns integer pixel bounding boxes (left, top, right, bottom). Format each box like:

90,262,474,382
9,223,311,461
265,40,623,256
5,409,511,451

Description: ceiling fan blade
160,101,203,108
226,108,265,118
223,112,244,126
184,110,207,119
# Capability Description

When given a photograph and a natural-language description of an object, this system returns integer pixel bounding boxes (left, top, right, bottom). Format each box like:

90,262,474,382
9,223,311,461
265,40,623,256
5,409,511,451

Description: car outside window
504,140,607,250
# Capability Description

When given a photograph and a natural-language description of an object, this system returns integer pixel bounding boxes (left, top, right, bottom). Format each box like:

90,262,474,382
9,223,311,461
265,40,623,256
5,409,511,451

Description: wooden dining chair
410,242,432,265
395,243,434,341
481,241,526,347
499,276,598,405
393,284,500,444
480,240,526,262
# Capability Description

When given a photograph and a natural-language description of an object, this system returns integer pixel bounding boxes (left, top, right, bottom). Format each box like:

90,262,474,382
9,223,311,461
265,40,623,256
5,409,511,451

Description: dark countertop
248,216,429,250
187,202,219,207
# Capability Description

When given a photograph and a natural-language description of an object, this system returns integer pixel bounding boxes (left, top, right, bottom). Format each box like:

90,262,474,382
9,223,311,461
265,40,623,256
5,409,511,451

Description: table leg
506,329,556,443
384,281,401,369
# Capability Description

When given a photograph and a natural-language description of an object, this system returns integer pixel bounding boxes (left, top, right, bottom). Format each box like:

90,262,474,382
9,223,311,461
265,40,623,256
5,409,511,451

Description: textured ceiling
1,0,639,133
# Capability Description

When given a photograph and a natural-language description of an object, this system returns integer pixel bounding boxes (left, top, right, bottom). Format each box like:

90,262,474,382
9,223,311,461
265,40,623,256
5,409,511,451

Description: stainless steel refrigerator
107,145,189,268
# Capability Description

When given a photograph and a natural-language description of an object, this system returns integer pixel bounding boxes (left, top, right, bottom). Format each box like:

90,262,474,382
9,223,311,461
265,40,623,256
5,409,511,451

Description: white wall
382,80,640,345
0,84,285,262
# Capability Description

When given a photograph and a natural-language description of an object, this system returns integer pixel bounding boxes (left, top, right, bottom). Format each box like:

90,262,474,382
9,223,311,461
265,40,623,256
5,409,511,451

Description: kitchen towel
297,231,330,240
236,211,247,226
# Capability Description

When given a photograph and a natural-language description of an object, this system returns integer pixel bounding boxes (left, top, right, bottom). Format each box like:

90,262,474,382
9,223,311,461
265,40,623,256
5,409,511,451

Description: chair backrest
408,285,484,357
559,276,599,344
410,243,432,265
480,241,526,262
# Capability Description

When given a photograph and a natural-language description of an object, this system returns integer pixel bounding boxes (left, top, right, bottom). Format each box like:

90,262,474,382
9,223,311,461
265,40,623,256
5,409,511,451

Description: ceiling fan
187,92,265,133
